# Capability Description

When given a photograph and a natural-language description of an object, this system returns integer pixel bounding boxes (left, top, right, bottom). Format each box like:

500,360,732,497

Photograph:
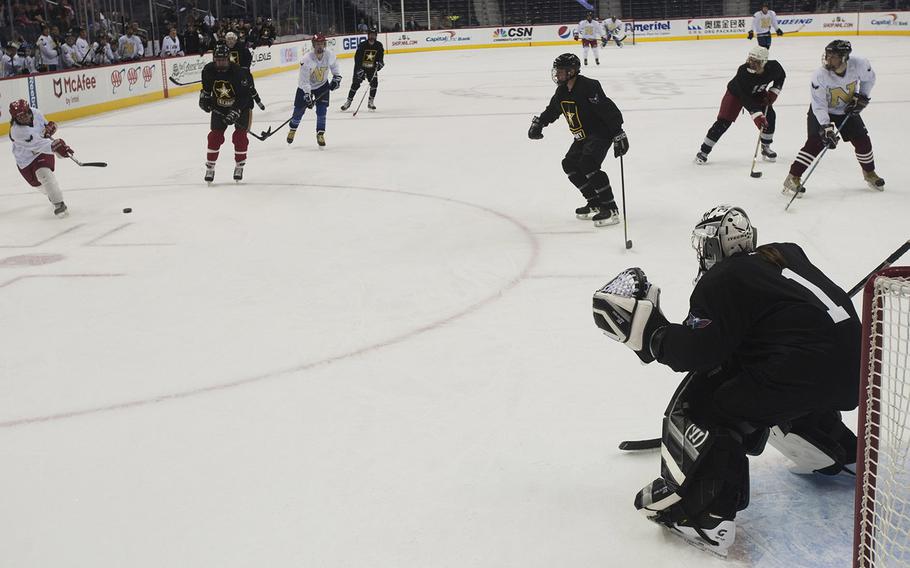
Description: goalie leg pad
768,410,856,475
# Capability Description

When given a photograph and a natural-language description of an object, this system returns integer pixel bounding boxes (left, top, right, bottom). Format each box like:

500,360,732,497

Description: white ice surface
1,36,908,567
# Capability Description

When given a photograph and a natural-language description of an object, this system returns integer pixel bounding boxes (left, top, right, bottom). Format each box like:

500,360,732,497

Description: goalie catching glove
592,267,669,363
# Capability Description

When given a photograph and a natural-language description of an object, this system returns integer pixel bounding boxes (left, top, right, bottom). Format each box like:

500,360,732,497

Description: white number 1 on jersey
781,268,851,323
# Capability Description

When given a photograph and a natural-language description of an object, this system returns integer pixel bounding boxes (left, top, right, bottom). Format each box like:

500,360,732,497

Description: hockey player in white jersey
8,100,73,217
784,40,884,196
574,12,605,65
748,2,783,49
603,16,625,48
287,33,341,147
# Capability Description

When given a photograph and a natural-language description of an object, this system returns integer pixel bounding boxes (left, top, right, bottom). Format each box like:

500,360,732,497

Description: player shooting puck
122,207,132,214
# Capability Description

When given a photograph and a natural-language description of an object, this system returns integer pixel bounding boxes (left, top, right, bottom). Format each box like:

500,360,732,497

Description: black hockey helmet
213,43,230,69
552,53,581,85
824,39,851,70
825,39,852,57
367,25,378,36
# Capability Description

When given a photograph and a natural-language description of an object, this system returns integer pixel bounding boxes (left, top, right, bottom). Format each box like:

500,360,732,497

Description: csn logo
343,36,366,50
492,27,533,39
557,25,572,39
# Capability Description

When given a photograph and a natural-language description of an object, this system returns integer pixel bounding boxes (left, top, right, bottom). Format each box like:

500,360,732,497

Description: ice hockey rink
1,34,908,567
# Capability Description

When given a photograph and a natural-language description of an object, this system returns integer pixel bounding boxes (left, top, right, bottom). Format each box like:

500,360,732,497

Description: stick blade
619,437,660,451
750,171,762,178
80,162,108,167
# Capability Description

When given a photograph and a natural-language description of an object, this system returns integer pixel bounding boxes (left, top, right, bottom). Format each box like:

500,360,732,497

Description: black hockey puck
122,207,132,214
750,172,762,178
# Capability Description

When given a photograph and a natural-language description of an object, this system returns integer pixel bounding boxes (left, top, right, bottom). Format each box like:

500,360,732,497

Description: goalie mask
692,205,757,277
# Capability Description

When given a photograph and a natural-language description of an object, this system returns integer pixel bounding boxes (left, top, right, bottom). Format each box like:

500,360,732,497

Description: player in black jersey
695,46,786,165
528,53,629,227
340,27,385,111
591,205,860,555
199,44,263,183
223,31,252,68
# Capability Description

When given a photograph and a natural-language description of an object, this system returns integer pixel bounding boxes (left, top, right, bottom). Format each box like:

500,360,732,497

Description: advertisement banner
33,61,161,114
860,11,910,32
166,54,209,86
687,17,749,36
490,26,534,43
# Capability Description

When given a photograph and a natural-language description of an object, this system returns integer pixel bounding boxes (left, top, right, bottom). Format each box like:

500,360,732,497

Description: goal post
854,266,910,568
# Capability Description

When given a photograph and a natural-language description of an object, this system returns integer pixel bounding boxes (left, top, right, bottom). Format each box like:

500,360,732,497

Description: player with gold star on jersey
341,26,385,112
527,53,629,228
199,44,262,183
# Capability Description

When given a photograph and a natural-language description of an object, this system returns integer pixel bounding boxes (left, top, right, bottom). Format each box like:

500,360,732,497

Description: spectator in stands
60,30,78,68
37,24,60,70
74,27,90,65
92,33,116,65
117,23,143,60
182,21,201,54
357,18,369,33
1,41,22,77
258,17,275,46
21,42,37,73
161,26,184,56
406,16,419,31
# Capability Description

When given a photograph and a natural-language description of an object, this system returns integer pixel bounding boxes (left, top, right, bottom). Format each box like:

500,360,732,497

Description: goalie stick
619,238,910,452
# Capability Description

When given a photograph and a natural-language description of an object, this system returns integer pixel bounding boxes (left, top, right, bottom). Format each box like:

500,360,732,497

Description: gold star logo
216,83,232,98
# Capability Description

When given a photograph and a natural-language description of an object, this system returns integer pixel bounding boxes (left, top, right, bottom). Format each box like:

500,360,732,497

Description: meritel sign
52,73,97,98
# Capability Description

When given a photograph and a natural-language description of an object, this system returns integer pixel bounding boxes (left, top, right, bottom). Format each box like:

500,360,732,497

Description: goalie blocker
591,206,861,554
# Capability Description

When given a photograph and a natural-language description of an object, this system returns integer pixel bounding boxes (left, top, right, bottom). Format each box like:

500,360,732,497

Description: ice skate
340,98,353,111
592,205,620,227
761,144,777,162
316,130,326,147
367,98,376,110
863,170,885,191
575,203,600,220
782,174,804,198
583,58,588,66
286,128,297,144
694,151,708,165
233,161,245,182
53,201,68,218
595,58,600,65
204,161,215,184
663,516,736,558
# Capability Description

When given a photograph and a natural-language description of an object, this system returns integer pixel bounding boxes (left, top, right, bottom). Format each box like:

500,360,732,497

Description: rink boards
0,9,907,137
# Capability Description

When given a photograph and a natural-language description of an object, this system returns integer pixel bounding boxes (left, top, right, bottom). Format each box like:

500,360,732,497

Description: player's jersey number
781,268,851,323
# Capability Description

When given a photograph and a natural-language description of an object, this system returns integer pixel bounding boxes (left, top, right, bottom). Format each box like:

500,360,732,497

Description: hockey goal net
855,266,910,568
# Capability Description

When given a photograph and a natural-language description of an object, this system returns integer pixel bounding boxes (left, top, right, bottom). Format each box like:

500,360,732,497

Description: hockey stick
352,70,379,118
258,117,292,140
846,239,910,297
620,155,631,249
169,76,202,86
69,155,107,167
750,105,770,178
620,243,910,453
786,115,852,211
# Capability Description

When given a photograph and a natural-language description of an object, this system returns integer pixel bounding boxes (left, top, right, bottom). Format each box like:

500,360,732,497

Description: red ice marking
0,224,85,248
0,273,125,289
0,182,541,429
84,223,175,247
0,254,65,267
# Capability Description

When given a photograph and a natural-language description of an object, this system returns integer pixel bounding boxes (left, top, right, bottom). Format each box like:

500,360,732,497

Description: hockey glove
223,109,241,125
747,30,754,40
528,116,544,140
751,111,768,130
302,91,315,108
764,90,779,106
776,28,784,36
375,61,384,71
43,121,58,138
199,91,214,113
820,124,839,149
51,138,73,158
355,68,366,81
573,32,579,40
254,95,266,110
845,93,869,115
613,131,629,157
330,75,342,91
592,268,669,364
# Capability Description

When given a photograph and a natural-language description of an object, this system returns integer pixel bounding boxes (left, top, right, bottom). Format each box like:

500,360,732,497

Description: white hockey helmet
691,205,758,275
747,46,769,72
